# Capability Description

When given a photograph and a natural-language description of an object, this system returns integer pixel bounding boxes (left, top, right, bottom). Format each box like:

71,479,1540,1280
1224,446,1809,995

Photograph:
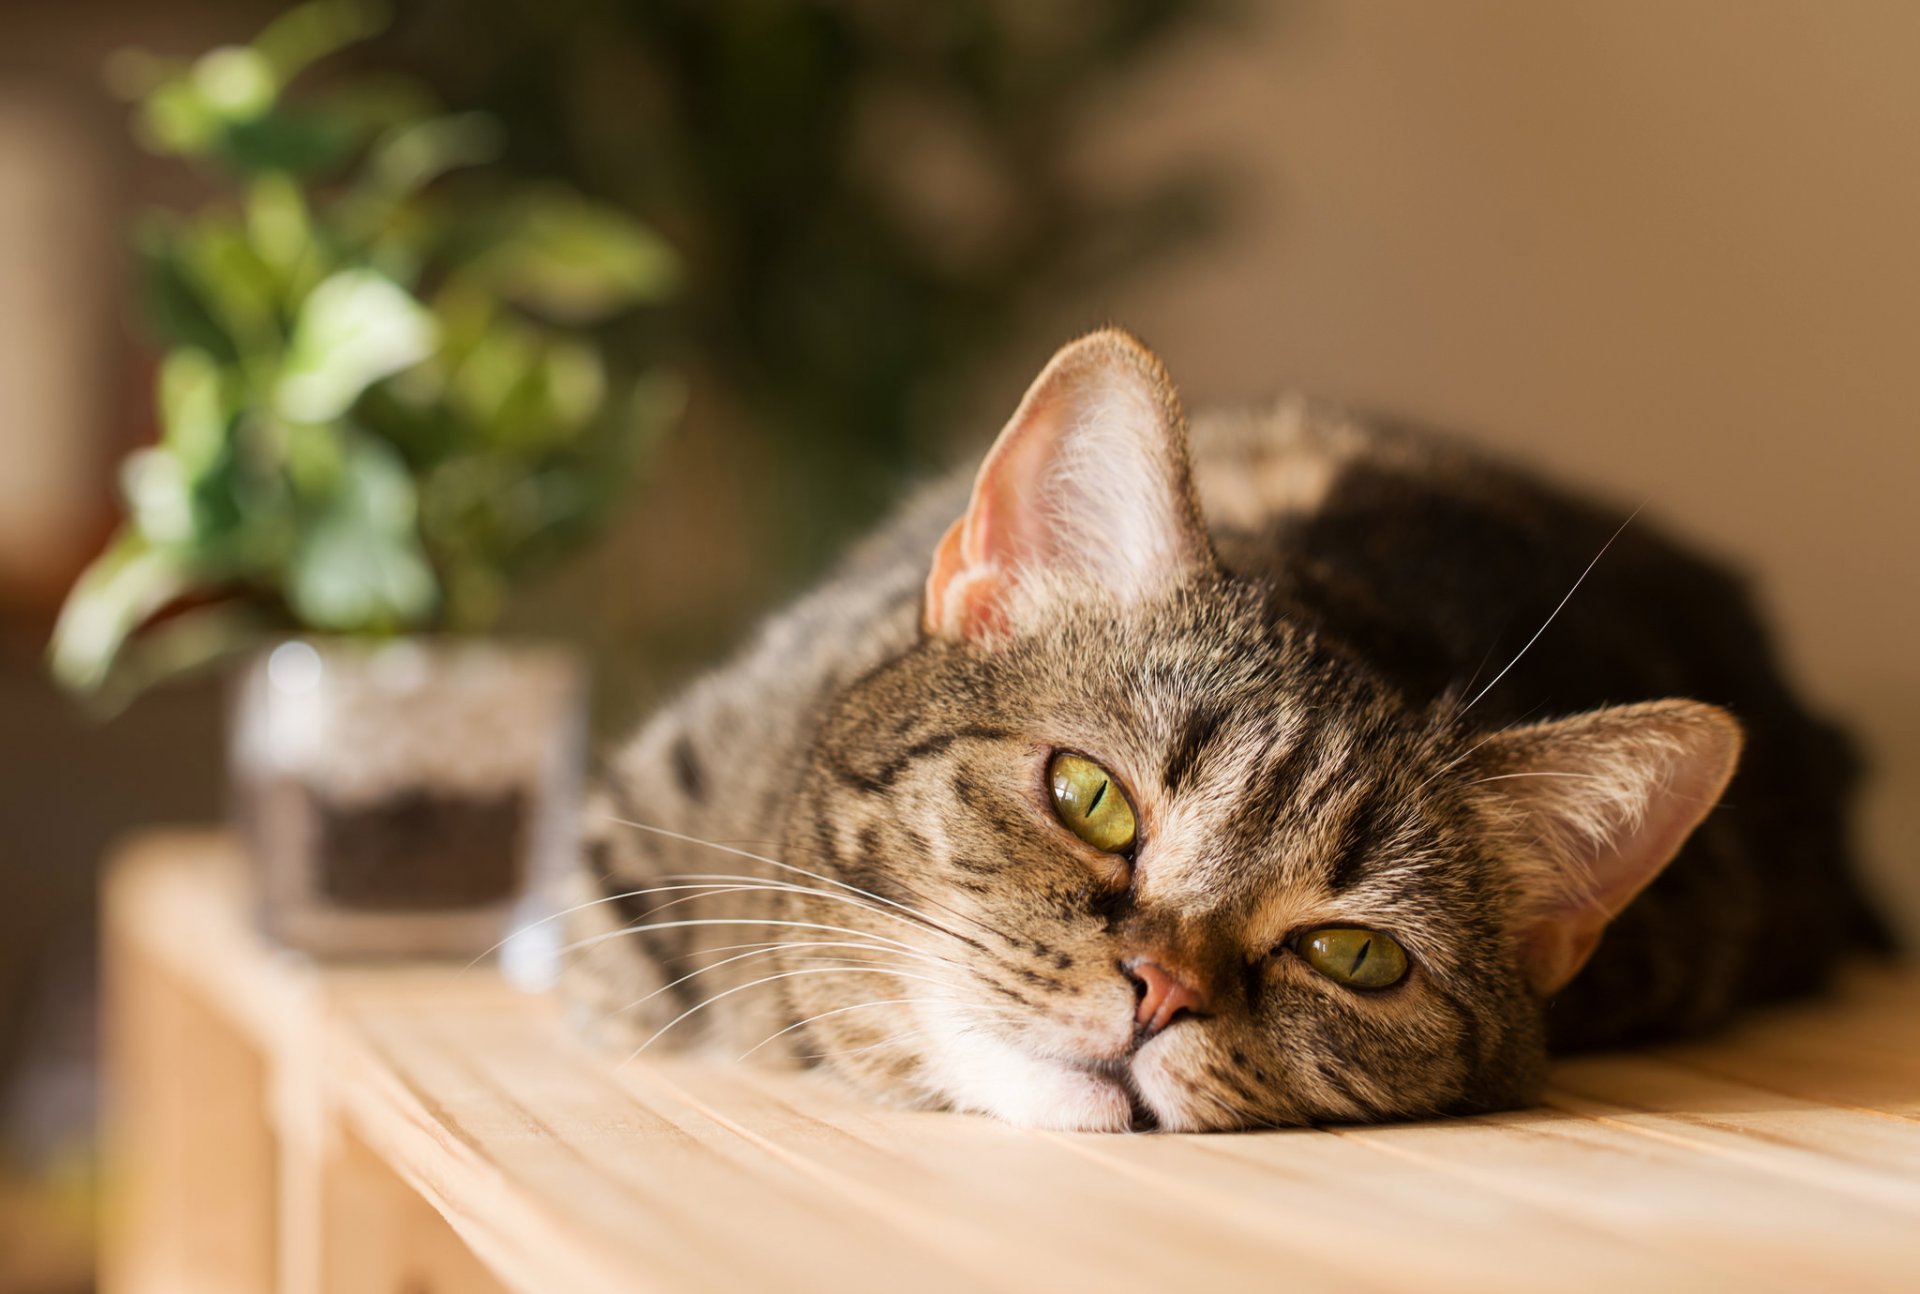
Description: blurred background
2,2,1917,1287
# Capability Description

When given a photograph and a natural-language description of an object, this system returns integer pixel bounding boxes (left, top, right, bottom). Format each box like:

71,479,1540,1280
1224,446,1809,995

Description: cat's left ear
923,328,1217,641
1468,700,1743,997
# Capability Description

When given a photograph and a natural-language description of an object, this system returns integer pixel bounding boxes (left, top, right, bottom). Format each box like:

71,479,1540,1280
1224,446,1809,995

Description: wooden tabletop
103,830,1920,1294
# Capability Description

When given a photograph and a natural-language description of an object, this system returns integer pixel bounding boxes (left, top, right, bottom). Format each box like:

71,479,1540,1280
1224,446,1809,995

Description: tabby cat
565,329,1875,1132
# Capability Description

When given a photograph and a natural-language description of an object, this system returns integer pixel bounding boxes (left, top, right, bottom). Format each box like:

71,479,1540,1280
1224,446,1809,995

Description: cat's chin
986,1066,1137,1134
962,1059,1138,1133
1127,1060,1213,1133
921,1029,1139,1132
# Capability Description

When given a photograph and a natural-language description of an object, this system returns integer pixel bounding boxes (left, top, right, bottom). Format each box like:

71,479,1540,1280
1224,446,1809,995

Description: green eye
1298,927,1410,990
1048,753,1137,854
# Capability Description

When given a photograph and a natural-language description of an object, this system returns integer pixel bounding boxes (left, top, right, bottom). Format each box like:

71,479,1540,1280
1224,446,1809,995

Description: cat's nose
1124,957,1210,1036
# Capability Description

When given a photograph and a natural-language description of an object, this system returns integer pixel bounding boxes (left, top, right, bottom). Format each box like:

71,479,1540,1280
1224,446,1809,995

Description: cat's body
569,332,1872,1131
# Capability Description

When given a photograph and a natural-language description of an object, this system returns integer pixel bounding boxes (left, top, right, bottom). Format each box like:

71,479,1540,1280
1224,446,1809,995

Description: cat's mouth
1073,1057,1160,1132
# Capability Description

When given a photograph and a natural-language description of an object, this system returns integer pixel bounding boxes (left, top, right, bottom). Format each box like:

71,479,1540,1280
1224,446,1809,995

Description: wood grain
103,830,1920,1293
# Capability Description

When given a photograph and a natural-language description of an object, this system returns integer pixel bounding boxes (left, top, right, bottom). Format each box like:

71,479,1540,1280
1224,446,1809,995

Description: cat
564,328,1877,1132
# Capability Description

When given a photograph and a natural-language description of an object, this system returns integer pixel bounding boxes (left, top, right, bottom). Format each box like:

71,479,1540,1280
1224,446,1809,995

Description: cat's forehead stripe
1324,781,1390,893
1162,703,1226,794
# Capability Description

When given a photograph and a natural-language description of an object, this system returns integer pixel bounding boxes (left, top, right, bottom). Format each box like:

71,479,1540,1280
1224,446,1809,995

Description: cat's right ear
923,328,1216,642
1468,699,1745,997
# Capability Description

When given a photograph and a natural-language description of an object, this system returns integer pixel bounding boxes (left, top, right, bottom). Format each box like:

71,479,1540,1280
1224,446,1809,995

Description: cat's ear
1469,700,1743,997
923,328,1216,641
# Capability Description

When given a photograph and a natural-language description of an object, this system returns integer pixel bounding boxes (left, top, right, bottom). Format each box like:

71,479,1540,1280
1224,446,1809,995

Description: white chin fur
920,1016,1135,1132
978,1065,1134,1133
1129,1045,1219,1133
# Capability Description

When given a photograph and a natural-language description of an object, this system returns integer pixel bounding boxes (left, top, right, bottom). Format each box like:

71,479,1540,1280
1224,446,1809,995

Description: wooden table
102,829,1920,1294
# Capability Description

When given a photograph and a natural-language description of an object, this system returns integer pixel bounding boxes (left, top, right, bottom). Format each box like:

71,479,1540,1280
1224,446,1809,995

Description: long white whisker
608,883,825,923
667,937,951,967
657,871,978,944
611,940,934,1020
1457,503,1644,718
737,998,923,1062
670,937,954,965
624,966,948,1063
461,879,756,971
564,916,923,958
797,1021,946,1061
1407,700,1554,801
797,1007,1025,1062
607,816,993,943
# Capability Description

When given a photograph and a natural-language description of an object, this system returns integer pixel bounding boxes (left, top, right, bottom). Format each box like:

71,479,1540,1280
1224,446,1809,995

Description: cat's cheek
1130,1046,1224,1133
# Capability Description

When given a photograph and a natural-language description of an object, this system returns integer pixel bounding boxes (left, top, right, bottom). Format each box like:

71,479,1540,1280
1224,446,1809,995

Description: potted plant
50,0,679,961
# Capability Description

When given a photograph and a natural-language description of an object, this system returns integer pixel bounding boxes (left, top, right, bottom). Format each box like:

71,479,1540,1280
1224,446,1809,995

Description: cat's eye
1047,753,1137,854
1297,927,1410,990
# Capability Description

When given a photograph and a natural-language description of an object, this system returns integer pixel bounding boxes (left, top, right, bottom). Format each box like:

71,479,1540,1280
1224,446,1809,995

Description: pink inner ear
922,379,1075,640
925,513,1005,638
1499,702,1743,997
922,329,1210,642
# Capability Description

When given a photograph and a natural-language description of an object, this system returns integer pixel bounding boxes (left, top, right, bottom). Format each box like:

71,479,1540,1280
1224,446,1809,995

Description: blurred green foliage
396,0,1229,575
51,0,680,705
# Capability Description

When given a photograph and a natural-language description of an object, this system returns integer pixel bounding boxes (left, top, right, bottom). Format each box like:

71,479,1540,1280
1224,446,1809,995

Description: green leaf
138,78,223,157
469,191,678,322
121,448,198,546
157,348,230,471
288,519,437,630
542,339,606,430
253,0,391,85
245,174,315,273
190,46,277,120
363,113,503,199
277,269,437,423
447,316,539,438
48,532,192,695
285,434,437,629
219,107,360,177
89,602,273,718
137,223,240,361
176,218,285,360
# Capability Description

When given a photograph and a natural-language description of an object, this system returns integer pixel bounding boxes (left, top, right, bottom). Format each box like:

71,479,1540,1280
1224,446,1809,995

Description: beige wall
0,92,114,601
1083,1,1920,932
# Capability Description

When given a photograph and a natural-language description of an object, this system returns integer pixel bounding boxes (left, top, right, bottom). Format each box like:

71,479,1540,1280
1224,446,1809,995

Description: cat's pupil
1046,753,1137,855
1299,927,1411,989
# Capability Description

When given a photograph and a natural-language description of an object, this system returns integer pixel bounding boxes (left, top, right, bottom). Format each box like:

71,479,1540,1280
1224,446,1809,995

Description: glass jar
230,637,584,972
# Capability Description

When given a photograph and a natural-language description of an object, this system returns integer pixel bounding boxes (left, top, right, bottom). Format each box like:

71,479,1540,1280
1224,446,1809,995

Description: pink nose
1125,958,1210,1036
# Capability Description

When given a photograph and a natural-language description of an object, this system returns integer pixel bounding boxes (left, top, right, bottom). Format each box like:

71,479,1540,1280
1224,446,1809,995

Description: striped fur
565,332,1872,1131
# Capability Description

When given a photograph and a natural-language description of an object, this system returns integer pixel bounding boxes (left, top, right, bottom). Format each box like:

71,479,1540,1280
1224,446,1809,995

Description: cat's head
782,329,1740,1131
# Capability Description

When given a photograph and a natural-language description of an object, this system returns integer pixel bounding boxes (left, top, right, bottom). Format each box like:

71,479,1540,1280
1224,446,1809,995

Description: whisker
737,998,924,1062
1467,771,1614,786
1405,701,1552,800
1456,503,1643,719
624,965,949,1063
657,871,981,946
604,882,830,924
799,1024,940,1062
458,874,932,973
607,816,996,945
459,879,756,971
668,937,962,972
1452,633,1504,708
738,994,1022,1062
564,916,925,959
608,941,933,1023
